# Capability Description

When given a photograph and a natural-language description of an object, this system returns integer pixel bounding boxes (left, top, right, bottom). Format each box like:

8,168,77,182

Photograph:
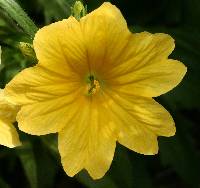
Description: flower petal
0,89,19,122
59,96,117,179
5,66,80,105
109,58,187,97
103,32,186,97
33,17,87,77
80,2,130,72
0,119,21,148
119,126,158,155
16,94,81,135
102,90,175,154
105,32,175,76
5,66,83,135
0,90,20,147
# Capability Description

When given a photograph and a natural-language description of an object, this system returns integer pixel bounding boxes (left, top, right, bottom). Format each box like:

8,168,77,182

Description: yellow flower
4,2,186,179
0,89,21,148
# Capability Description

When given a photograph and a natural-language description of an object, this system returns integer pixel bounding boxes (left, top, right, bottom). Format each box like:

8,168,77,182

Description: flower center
87,75,100,95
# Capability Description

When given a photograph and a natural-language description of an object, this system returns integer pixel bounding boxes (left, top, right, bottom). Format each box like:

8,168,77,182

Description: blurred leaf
0,0,38,38
159,115,200,187
86,0,110,11
38,0,76,23
77,171,118,188
0,47,22,87
0,44,35,88
33,138,58,188
182,0,200,28
130,155,154,188
17,142,37,188
40,134,59,159
16,135,59,188
0,177,10,188
110,145,134,188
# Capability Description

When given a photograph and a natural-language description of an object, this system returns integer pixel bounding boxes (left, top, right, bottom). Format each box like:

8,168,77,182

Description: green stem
0,0,38,39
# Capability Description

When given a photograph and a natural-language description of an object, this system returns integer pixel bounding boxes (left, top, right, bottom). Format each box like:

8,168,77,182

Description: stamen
87,75,100,95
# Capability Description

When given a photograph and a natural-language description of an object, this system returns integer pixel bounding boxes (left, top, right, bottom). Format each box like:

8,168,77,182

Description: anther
87,75,100,95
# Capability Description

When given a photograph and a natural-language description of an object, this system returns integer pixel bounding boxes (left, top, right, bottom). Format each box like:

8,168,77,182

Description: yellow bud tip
19,42,36,59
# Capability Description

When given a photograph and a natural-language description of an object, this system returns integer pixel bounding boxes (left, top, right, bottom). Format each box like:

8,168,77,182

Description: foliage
0,0,199,187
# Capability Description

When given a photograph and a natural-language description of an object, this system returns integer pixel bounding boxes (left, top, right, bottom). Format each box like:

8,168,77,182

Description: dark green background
0,0,199,187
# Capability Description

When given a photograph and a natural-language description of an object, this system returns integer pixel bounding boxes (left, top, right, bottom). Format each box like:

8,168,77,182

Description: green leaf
40,134,58,158
109,145,134,188
33,138,58,188
129,155,154,188
0,46,28,86
16,142,38,188
159,114,200,187
38,0,76,24
0,177,10,188
77,171,118,188
0,0,38,38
